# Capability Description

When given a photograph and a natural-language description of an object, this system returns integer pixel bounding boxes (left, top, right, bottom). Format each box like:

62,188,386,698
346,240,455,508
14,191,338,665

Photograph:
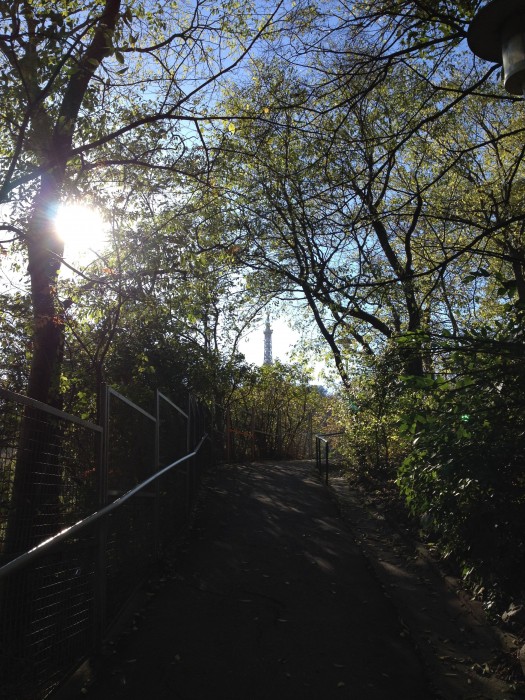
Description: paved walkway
84,461,435,699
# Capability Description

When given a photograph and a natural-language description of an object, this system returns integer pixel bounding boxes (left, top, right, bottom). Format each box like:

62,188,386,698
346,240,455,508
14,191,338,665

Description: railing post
94,383,109,651
251,407,256,461
192,400,198,495
276,409,282,459
211,401,219,463
315,432,344,484
196,403,203,481
186,395,192,515
226,407,232,462
191,398,197,499
308,412,313,458
154,390,160,559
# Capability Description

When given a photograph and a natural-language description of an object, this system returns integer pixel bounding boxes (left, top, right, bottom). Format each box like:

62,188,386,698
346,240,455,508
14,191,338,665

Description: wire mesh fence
0,385,211,700
0,382,307,699
156,392,189,546
1,536,98,699
0,389,100,559
0,388,101,699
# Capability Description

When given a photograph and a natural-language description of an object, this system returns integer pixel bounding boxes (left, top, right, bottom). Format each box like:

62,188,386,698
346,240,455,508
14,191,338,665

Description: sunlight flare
54,202,108,264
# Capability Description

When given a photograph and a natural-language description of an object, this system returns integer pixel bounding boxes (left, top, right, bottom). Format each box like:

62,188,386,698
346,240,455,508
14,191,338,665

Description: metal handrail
107,385,156,422
0,386,102,433
0,433,208,581
315,431,344,484
157,390,189,419
316,436,329,484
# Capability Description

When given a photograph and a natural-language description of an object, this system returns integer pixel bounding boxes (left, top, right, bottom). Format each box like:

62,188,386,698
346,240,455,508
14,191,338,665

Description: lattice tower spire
263,314,273,365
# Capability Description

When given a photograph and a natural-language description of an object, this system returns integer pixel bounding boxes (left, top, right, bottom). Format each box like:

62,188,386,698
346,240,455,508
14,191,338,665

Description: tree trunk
401,276,425,377
4,171,66,558
4,0,122,557
0,177,66,680
27,172,66,404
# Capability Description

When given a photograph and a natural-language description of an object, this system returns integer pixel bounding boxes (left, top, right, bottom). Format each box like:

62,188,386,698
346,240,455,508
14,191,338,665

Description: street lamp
468,0,525,95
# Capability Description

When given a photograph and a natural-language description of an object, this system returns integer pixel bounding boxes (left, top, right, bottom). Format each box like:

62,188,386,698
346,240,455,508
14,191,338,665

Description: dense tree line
1,1,524,602
206,0,525,601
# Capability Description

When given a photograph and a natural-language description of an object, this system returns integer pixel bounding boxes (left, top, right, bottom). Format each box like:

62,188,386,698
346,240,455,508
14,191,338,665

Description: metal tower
263,314,273,365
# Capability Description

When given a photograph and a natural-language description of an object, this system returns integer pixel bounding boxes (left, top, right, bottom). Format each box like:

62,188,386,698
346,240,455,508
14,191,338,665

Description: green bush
397,343,525,598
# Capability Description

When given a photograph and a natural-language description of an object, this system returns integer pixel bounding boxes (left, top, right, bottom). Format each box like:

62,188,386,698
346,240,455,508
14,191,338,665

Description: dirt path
77,461,520,700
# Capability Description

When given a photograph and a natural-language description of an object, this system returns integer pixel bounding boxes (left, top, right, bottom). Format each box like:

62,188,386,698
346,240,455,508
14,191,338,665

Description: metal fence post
325,441,329,485
251,407,256,461
225,407,231,462
186,395,192,515
154,390,160,559
308,412,313,458
276,409,282,459
94,383,109,650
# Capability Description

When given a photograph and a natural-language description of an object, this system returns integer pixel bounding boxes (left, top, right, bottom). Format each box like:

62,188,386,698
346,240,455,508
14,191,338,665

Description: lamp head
468,0,525,95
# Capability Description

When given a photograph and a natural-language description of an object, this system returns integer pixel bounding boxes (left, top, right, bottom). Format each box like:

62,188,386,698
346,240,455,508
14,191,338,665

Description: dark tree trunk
4,0,122,557
4,168,66,558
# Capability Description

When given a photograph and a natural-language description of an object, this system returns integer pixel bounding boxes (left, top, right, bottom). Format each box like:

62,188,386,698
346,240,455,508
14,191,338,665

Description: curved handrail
315,431,344,484
0,434,208,581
